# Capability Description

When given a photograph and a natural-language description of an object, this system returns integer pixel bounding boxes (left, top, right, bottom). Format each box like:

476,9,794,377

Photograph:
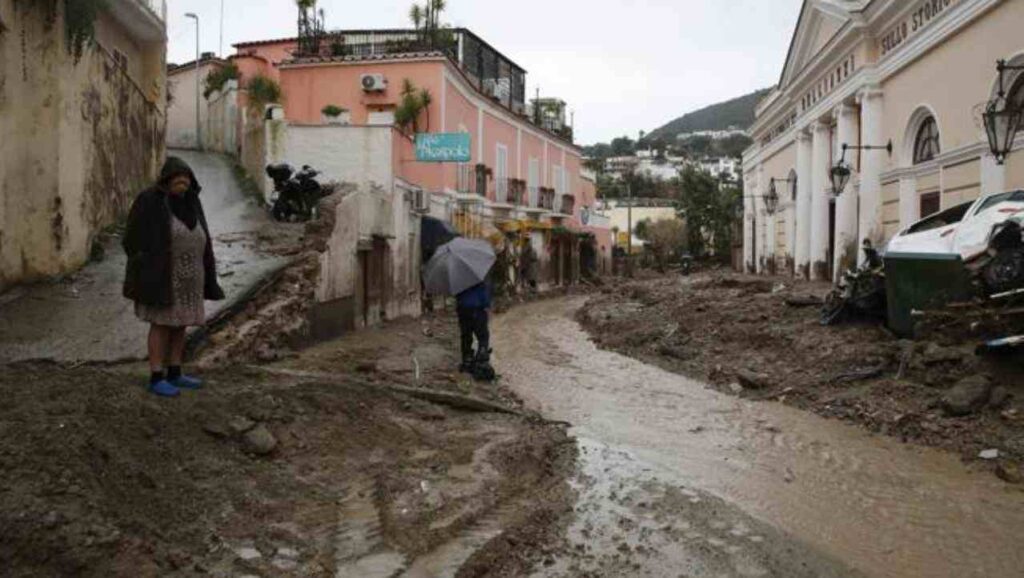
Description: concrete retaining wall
0,1,166,291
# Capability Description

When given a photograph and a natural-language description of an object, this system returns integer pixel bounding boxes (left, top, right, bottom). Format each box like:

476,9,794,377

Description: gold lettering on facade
880,0,958,57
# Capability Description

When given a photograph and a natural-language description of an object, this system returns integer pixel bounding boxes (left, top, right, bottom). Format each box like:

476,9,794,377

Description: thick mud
494,297,1024,578
0,313,574,577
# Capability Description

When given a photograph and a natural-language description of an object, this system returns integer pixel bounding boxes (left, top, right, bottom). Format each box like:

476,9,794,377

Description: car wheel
984,247,1024,294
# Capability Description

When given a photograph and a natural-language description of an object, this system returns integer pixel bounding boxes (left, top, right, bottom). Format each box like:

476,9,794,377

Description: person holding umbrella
423,237,497,377
455,280,492,373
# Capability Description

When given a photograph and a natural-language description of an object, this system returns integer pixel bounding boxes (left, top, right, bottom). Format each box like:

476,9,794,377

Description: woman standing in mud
123,157,224,397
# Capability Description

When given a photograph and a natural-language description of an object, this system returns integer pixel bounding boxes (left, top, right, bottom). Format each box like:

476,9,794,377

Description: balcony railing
560,194,575,216
505,179,527,206
539,188,556,211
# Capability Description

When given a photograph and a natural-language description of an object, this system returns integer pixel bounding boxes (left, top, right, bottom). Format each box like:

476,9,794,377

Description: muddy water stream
494,298,1024,578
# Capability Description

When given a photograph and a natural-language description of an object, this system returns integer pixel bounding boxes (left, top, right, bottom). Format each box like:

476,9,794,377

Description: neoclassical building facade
743,0,1024,279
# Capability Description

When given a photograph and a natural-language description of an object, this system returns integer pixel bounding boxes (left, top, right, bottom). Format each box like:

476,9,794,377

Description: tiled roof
234,37,298,48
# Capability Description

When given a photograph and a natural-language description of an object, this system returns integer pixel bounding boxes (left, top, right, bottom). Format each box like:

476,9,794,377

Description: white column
743,192,754,273
759,165,773,273
981,152,1006,196
810,121,831,280
898,176,918,230
858,88,885,260
795,130,813,278
785,185,797,275
834,103,860,278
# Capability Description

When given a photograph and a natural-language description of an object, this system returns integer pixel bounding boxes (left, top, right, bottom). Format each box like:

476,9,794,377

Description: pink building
234,29,606,293
233,29,611,285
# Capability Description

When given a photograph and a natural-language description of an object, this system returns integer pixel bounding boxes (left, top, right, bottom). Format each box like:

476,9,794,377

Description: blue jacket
457,282,492,310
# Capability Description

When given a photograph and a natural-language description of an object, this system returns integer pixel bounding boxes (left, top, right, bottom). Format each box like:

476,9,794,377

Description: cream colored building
743,0,1024,279
0,0,167,290
167,55,227,150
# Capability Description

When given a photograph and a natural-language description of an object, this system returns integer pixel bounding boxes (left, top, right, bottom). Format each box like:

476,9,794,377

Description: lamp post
829,141,892,197
219,0,225,57
185,12,202,151
983,59,1024,165
742,191,779,273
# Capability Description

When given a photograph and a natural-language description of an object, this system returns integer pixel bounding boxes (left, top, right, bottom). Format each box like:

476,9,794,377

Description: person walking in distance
456,280,492,373
123,157,225,397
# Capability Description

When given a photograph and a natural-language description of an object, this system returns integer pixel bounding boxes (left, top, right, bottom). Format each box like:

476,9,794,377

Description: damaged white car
885,190,1024,294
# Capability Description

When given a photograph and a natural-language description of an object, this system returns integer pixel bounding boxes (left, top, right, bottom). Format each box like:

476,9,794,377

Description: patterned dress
135,215,207,327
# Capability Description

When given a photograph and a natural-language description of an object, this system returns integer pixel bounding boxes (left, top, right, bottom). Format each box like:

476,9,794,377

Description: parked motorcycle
820,240,887,326
265,163,325,222
679,253,694,276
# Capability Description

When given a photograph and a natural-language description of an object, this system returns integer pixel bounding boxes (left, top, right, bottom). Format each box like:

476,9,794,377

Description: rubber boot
170,375,203,390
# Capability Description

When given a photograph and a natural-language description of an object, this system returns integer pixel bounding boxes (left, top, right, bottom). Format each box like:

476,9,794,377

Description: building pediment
780,0,864,89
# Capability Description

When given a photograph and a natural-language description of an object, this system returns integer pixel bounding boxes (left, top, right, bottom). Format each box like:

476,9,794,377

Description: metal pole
186,13,201,150
627,182,633,277
219,0,225,57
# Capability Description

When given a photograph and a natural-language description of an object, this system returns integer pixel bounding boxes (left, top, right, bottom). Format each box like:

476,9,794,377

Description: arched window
790,174,798,202
913,117,940,164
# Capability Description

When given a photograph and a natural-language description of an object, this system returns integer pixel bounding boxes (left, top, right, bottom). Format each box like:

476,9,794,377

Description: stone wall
0,1,165,291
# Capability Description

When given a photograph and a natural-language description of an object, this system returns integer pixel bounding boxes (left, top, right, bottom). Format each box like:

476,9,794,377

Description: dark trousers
457,307,490,360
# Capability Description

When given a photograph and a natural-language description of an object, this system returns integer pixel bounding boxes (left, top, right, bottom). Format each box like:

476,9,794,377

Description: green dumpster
883,252,974,337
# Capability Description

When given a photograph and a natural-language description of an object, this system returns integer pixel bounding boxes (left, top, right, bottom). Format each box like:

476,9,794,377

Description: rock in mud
230,416,257,434
658,343,690,360
242,425,278,455
736,369,772,390
995,463,1022,484
922,343,964,366
941,375,993,417
235,547,262,561
988,386,1011,410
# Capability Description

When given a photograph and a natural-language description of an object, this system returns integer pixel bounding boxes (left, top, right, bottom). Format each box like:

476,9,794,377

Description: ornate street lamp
764,179,780,216
830,141,892,197
983,59,1024,165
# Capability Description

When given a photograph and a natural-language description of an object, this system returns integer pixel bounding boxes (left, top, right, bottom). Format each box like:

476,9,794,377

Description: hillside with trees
643,88,771,143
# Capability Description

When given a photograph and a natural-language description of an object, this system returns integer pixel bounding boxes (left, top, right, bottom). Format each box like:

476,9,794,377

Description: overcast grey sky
167,0,802,144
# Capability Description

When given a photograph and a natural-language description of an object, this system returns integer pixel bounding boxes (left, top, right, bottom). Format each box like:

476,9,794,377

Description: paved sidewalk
0,150,298,364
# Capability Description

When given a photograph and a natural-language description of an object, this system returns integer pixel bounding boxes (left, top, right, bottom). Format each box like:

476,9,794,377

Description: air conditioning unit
483,79,509,101
413,188,430,213
361,73,387,92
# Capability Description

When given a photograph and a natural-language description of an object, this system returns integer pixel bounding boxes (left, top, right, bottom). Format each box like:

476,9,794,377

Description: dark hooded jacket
122,157,225,307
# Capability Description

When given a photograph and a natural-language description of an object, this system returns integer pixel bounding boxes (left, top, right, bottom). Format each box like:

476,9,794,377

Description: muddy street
493,297,1024,578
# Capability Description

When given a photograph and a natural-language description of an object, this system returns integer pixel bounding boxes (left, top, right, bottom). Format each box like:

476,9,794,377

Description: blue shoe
170,375,203,390
149,380,181,398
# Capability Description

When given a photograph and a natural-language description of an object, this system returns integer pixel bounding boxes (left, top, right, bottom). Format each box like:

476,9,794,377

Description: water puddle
495,298,1024,578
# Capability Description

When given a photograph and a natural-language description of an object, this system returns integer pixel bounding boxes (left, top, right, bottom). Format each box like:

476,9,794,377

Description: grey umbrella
423,238,496,296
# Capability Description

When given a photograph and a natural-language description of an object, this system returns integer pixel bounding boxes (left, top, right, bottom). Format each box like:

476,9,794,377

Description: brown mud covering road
498,297,1024,578
579,272,1024,480
0,313,574,578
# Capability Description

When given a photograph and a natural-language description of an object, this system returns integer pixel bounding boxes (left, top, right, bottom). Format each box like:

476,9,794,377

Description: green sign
415,133,472,163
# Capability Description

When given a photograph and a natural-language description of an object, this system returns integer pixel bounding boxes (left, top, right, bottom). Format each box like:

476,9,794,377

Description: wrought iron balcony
539,187,556,211
560,194,576,216
504,178,527,206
